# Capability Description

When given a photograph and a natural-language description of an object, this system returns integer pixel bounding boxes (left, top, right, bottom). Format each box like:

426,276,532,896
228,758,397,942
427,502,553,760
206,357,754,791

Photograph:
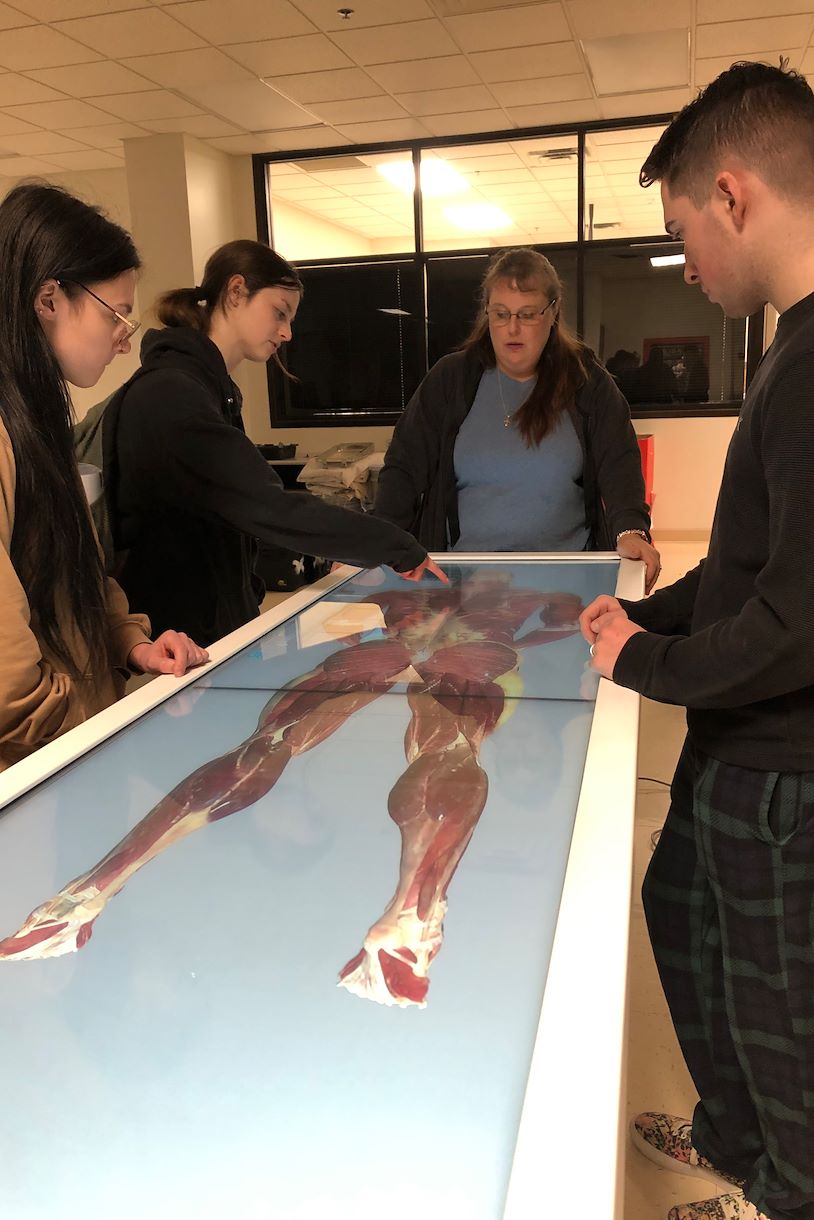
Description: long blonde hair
461,247,588,446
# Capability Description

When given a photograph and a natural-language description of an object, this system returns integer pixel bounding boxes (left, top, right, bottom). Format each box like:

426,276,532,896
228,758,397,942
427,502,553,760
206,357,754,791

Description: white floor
624,540,712,1220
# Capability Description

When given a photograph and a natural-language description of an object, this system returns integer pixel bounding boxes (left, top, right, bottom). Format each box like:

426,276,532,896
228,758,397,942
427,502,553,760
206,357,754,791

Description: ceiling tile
0,129,88,154
55,10,205,58
0,2,32,28
583,29,688,95
696,16,812,58
697,0,813,21
164,0,316,43
367,55,478,93
397,84,498,115
182,80,315,130
471,41,583,82
45,147,122,169
0,25,103,70
259,125,352,149
269,67,382,104
309,96,408,124
598,86,690,118
0,72,66,105
0,153,61,173
331,18,457,64
290,0,434,31
224,34,352,77
26,61,155,98
57,120,148,147
800,47,814,72
3,97,116,127
0,113,40,135
91,89,203,120
335,116,431,141
508,98,601,125
120,49,253,90
567,0,691,39
11,0,150,17
422,108,513,136
492,73,592,106
141,114,243,137
444,3,570,52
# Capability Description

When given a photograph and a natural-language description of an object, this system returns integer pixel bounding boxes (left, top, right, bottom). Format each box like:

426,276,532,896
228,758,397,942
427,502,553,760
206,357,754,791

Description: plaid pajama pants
643,737,814,1220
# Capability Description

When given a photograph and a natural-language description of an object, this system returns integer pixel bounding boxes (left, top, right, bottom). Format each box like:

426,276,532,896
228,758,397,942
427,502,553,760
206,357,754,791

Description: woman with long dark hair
375,247,660,590
105,239,442,646
0,183,207,773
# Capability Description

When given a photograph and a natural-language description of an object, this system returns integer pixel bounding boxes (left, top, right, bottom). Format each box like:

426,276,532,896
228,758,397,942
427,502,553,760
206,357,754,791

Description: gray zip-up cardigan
375,348,651,551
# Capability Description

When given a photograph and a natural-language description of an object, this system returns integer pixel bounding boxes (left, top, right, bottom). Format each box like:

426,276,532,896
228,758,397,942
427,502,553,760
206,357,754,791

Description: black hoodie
109,327,426,646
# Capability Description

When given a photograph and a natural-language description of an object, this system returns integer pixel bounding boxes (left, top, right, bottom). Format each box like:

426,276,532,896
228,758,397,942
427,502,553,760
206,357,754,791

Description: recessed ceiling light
376,158,469,198
650,253,685,267
443,203,513,232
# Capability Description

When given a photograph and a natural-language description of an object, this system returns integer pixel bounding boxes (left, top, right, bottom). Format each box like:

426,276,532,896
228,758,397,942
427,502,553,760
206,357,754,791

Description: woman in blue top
375,247,660,591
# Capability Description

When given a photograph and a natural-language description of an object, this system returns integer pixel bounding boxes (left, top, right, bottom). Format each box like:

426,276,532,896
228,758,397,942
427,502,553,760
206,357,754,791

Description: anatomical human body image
0,571,583,1007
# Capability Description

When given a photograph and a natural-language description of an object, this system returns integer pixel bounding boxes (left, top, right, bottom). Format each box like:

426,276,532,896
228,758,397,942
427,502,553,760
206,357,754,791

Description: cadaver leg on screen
338,659,509,1008
0,640,411,961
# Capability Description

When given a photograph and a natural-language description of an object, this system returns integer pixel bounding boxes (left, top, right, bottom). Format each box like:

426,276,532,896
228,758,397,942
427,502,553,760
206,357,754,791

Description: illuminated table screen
0,558,624,1220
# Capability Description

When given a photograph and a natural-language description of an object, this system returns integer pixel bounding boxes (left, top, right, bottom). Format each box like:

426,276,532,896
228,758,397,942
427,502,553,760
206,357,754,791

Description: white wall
184,137,238,281
271,197,372,261
634,415,735,535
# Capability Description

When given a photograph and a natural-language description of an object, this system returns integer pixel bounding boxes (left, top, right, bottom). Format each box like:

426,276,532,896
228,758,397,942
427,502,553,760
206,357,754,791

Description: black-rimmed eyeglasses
486,298,558,326
58,279,140,339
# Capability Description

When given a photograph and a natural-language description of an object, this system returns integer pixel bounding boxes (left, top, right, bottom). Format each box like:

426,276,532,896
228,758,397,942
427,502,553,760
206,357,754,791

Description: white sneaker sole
629,1118,743,1194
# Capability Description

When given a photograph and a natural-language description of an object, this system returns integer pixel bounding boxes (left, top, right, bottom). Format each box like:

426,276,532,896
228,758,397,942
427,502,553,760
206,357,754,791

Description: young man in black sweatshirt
581,63,814,1220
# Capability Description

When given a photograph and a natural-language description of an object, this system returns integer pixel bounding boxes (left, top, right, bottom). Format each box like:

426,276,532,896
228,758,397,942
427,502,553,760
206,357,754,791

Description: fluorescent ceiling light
376,159,469,197
650,253,685,267
443,203,514,233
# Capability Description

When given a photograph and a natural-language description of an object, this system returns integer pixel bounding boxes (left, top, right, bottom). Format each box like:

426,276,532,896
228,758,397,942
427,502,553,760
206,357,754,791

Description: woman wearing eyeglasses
375,247,660,591
0,183,207,773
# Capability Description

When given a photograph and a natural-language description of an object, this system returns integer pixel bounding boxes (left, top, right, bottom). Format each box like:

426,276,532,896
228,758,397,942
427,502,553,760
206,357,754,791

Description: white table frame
0,553,643,1220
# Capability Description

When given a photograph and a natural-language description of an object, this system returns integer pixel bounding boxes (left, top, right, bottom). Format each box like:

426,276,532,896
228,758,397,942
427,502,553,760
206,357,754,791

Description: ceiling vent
531,146,578,161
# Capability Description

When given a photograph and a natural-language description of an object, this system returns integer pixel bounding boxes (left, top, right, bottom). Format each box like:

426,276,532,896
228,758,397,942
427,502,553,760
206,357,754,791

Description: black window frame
253,115,758,427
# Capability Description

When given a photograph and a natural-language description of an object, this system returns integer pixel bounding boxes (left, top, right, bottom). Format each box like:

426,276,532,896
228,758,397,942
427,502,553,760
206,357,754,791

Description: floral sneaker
631,1113,745,1191
667,1190,768,1220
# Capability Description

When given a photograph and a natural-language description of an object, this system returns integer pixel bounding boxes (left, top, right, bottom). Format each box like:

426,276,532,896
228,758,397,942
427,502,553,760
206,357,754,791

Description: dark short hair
640,60,814,203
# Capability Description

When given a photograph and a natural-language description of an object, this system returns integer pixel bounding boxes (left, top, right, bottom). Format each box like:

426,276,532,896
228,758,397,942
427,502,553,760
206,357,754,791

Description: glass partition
259,117,754,423
583,245,747,407
584,125,668,240
269,260,424,424
421,135,578,251
268,150,416,261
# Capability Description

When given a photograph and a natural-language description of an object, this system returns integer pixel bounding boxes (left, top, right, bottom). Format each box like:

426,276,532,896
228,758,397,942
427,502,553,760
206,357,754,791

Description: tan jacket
0,420,150,773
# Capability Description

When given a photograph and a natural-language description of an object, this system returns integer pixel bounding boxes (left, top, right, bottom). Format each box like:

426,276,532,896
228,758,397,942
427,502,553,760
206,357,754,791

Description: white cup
78,462,102,505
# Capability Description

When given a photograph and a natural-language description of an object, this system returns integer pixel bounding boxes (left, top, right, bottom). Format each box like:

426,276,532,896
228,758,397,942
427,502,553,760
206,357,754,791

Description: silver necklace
496,369,513,428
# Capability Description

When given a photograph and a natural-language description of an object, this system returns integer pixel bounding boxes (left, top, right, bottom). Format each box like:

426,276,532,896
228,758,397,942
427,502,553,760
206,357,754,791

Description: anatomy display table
0,556,642,1220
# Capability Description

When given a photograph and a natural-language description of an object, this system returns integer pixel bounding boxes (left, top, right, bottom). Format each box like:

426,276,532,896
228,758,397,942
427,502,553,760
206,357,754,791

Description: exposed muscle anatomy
0,573,582,1007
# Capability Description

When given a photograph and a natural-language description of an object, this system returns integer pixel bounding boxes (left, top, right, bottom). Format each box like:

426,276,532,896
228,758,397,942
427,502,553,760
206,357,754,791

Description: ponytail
155,240,302,334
